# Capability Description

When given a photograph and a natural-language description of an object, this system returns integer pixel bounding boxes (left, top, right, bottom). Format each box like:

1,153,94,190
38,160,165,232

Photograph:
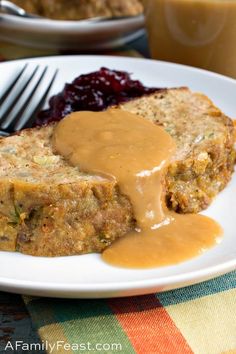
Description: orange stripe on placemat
108,295,193,354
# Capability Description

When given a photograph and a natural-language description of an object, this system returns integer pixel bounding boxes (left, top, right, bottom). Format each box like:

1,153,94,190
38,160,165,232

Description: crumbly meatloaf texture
119,88,235,213
11,0,143,20
0,126,134,256
0,88,235,256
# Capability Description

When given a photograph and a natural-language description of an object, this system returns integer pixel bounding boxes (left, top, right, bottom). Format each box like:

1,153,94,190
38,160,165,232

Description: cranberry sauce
35,67,159,126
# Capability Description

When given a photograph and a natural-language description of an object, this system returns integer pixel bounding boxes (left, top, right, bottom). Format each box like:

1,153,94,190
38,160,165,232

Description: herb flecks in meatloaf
0,126,134,256
119,88,235,213
0,88,235,256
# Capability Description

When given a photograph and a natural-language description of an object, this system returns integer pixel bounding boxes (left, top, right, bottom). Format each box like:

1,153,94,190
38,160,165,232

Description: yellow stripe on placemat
23,297,73,353
39,323,74,354
165,289,236,354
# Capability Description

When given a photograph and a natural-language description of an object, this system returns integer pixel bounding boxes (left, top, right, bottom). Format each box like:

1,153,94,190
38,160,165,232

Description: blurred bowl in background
0,13,145,50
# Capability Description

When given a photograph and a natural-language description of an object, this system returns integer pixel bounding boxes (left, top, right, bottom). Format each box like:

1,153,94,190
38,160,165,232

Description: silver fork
0,64,58,136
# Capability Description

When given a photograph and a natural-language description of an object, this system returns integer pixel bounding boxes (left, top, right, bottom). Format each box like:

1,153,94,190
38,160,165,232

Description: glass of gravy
144,0,236,78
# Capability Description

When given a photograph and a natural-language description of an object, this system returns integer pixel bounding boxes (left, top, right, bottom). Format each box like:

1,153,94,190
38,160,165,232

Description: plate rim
0,13,145,31
0,257,235,291
1,54,235,84
0,14,145,50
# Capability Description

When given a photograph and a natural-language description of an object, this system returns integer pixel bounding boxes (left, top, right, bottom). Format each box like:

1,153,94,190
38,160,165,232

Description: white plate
0,55,235,298
0,13,145,50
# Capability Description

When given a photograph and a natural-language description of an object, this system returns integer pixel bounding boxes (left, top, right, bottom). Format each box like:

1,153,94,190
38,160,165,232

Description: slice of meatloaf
119,88,235,213
0,126,134,256
0,88,235,256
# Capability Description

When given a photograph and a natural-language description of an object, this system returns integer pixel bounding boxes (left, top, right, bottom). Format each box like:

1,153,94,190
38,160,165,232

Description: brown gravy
53,109,222,269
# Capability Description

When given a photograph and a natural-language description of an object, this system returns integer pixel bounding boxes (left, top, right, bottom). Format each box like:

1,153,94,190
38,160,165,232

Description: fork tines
0,64,58,135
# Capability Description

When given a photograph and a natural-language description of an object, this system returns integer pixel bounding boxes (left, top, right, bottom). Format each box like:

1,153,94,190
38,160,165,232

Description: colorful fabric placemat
23,272,236,354
1,38,236,354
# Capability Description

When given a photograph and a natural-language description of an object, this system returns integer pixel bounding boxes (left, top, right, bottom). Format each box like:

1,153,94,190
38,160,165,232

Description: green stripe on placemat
157,271,236,306
26,298,135,353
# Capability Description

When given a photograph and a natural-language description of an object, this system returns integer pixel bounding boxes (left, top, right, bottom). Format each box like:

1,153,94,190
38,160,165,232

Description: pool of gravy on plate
53,109,222,268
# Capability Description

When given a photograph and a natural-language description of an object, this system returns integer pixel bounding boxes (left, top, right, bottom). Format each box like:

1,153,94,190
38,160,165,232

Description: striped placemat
22,272,236,354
